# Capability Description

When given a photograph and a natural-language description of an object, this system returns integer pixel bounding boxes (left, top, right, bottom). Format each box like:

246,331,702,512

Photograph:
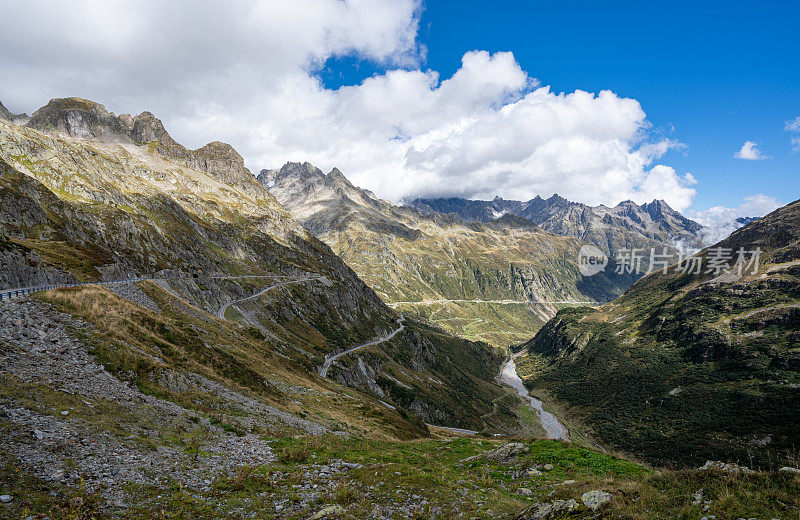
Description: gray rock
779,466,800,473
465,442,529,464
33,429,44,440
581,490,612,511
514,498,580,520
0,494,13,503
309,504,346,519
699,461,753,473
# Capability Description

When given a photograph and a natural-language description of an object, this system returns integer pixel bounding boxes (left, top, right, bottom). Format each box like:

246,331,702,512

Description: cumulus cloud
0,0,696,210
688,194,784,245
734,141,770,160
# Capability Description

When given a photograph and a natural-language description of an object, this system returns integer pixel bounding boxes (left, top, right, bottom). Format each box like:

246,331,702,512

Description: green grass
5,436,795,519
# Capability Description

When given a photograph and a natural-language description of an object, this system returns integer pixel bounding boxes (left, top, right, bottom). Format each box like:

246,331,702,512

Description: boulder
581,490,612,511
308,504,346,519
699,461,753,473
465,442,529,465
514,498,580,520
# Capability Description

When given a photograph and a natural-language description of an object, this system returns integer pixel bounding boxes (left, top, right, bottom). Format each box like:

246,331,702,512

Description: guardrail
0,277,150,302
0,272,304,302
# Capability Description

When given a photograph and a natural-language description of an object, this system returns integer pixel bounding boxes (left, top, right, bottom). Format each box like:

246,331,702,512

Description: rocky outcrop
22,98,260,192
27,98,126,139
0,100,13,120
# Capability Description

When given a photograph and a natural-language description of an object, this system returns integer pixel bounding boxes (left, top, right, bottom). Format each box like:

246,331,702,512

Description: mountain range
408,194,704,256
258,162,635,346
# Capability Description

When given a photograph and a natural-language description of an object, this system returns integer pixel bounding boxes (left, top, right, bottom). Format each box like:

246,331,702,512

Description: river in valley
500,356,570,440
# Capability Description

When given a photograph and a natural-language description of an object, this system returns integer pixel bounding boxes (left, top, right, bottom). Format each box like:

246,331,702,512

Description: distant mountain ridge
407,194,704,256
260,163,634,346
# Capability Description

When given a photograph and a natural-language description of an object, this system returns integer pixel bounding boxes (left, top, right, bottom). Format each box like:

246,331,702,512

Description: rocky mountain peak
189,141,253,187
0,100,13,120
546,193,569,205
129,111,169,143
641,199,669,219
24,97,175,147
20,97,263,192
269,162,326,184
407,192,704,255
26,97,124,139
326,167,355,189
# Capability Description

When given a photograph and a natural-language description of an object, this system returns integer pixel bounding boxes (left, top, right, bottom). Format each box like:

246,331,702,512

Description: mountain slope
259,163,630,346
0,97,514,433
408,195,704,257
516,200,800,466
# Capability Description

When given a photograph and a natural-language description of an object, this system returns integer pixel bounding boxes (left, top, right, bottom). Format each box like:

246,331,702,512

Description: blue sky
319,0,800,211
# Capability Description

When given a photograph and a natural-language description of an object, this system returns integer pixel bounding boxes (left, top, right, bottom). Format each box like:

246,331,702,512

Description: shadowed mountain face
407,195,704,256
0,97,516,433
259,163,633,346
517,200,800,467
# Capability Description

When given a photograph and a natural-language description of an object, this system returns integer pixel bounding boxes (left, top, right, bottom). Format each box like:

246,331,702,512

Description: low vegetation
3,437,798,519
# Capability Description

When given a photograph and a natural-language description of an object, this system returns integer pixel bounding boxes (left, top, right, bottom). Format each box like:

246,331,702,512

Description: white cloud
786,117,800,151
734,141,770,160
688,194,784,245
0,0,697,210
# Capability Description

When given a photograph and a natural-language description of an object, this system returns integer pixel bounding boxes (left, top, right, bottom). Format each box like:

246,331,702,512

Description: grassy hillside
518,200,800,467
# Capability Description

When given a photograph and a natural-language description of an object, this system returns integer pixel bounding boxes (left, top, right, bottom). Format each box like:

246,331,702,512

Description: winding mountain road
319,315,405,377
216,277,322,319
425,423,479,435
388,298,594,307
